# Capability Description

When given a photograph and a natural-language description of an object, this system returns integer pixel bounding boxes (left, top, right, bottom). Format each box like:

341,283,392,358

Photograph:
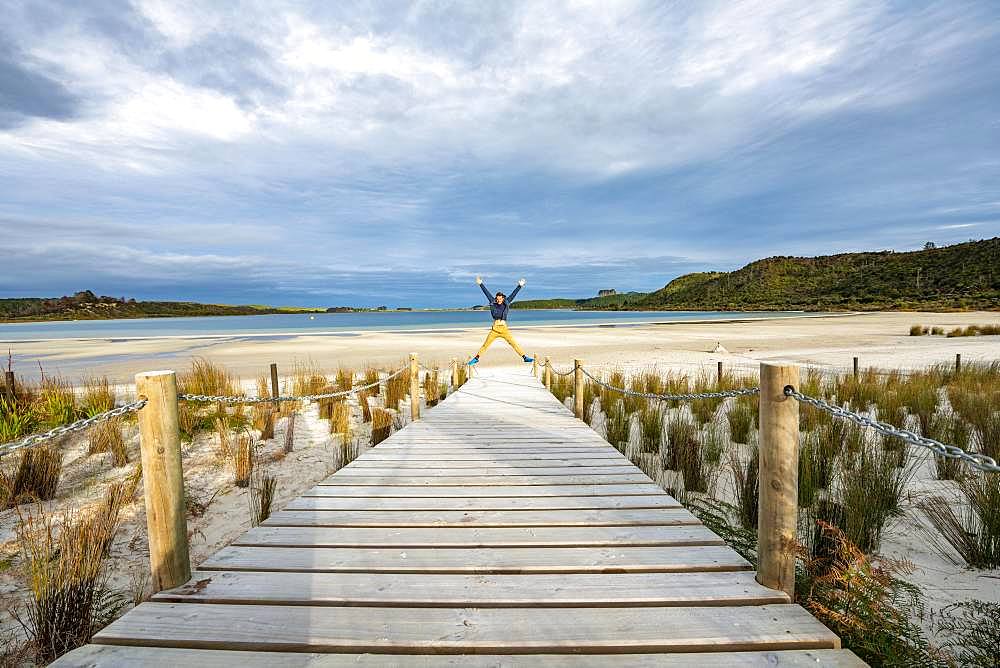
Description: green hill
638,238,1000,311
0,291,323,322
512,291,649,310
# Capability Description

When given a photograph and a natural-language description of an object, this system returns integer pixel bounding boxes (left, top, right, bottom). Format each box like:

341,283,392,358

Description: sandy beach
7,311,999,382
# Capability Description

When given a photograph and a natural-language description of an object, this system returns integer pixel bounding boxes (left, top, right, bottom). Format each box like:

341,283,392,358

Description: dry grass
330,399,351,441
252,404,275,440
88,418,128,467
14,484,128,663
384,366,409,411
423,370,439,408
371,408,392,446
249,473,277,526
336,367,355,393
233,435,254,488
2,446,62,509
946,323,1000,337
637,404,662,453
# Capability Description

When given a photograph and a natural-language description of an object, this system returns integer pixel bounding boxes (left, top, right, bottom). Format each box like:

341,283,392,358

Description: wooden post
574,359,584,419
269,362,280,412
3,371,14,400
955,353,961,373
717,361,724,384
451,358,459,389
409,353,420,420
852,356,859,377
135,370,191,593
532,355,539,379
757,362,800,599
544,357,552,391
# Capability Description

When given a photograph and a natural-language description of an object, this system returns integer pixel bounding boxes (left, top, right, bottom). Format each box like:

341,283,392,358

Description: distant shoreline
0,311,857,344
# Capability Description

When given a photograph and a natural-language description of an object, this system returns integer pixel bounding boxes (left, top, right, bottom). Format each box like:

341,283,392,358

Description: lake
0,310,805,342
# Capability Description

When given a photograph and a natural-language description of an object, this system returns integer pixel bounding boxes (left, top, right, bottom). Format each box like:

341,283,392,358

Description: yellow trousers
476,321,526,358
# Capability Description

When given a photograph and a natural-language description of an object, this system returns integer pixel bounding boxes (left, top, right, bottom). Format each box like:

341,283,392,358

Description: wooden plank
153,570,789,607
233,525,725,548
347,458,629,467
317,474,652,486
262,508,699,528
284,495,681,511
335,466,642,476
303,484,666,497
356,452,627,461
55,646,868,667
199,545,753,574
92,602,841,653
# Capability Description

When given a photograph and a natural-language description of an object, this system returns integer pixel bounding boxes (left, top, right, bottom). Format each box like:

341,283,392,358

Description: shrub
909,324,925,336
930,326,944,336
799,523,940,667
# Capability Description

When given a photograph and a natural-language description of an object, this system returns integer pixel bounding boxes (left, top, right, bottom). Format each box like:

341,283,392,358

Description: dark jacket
479,281,522,321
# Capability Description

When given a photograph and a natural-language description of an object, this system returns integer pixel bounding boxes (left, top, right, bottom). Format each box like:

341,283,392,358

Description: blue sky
1,1,998,308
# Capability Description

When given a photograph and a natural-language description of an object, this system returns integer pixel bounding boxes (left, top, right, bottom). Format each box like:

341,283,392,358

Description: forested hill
511,292,649,310
0,291,319,322
637,238,1000,311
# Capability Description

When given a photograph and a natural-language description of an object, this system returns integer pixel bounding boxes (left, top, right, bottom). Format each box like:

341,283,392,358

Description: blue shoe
467,356,479,366
522,355,534,363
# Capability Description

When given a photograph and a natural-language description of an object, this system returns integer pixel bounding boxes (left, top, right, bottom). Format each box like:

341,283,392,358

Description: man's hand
476,275,483,285
518,278,526,287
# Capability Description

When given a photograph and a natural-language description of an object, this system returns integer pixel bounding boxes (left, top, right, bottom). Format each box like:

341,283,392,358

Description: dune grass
371,408,392,446
919,473,1000,569
637,404,662,453
2,446,62,509
14,483,128,663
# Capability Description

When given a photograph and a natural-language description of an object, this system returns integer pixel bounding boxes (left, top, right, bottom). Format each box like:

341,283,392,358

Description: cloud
0,1,998,306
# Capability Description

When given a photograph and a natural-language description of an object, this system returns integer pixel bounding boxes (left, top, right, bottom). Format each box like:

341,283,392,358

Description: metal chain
546,362,576,376
0,399,148,456
179,366,409,405
580,368,760,402
785,386,1000,473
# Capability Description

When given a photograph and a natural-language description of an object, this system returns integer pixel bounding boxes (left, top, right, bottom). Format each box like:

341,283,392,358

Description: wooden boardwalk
58,369,863,666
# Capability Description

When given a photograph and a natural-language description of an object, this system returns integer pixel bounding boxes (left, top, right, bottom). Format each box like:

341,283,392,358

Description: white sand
2,310,998,652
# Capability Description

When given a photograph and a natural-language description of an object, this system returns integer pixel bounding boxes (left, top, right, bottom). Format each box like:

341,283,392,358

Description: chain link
580,368,760,402
0,400,147,457
179,365,409,405
785,386,1000,473
548,363,575,377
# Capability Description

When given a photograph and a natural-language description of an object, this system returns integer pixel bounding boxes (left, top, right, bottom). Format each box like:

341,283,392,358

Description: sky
1,1,999,308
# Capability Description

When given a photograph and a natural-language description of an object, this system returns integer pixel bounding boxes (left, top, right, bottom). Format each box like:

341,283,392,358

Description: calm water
0,309,804,342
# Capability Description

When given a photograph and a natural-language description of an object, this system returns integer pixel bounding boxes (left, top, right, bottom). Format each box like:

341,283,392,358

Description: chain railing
0,399,147,457
547,361,576,377
580,367,759,402
0,365,412,456
785,386,1000,473
179,365,408,404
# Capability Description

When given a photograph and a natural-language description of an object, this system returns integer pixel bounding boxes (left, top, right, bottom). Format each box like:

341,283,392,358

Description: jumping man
468,276,534,366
